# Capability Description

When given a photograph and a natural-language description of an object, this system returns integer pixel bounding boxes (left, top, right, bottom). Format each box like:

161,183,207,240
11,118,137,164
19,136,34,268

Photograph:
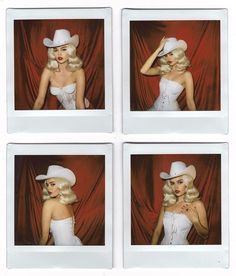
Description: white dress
50,217,83,246
160,211,192,245
50,83,77,110
149,77,184,111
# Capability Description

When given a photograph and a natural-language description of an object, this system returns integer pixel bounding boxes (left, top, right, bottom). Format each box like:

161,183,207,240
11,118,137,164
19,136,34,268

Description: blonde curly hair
162,174,199,207
159,48,190,75
42,177,77,205
46,44,83,72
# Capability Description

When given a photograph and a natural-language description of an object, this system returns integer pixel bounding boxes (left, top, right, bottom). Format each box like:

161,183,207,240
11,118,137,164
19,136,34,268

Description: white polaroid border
122,9,228,134
123,143,229,268
7,143,113,268
6,8,112,133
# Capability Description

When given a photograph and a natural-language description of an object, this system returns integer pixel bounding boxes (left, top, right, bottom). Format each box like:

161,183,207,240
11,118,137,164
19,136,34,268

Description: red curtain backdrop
15,155,105,245
131,154,221,245
14,19,105,110
130,20,220,111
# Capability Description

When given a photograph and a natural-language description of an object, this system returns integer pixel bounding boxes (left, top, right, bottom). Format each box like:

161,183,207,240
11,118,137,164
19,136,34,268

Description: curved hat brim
35,174,49,181
35,171,76,186
158,39,187,57
160,165,196,180
43,34,79,48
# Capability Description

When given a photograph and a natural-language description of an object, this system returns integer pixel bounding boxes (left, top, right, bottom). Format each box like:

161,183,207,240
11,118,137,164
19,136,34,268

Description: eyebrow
46,180,56,184
170,178,183,183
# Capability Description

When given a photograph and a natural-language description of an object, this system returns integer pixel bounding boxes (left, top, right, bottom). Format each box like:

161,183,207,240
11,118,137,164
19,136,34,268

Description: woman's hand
140,36,168,76
181,201,208,239
157,36,168,51
180,203,199,223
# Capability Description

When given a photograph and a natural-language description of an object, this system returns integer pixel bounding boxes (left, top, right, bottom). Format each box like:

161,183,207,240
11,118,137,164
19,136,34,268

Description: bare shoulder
42,67,52,78
192,199,205,209
74,68,85,77
183,71,193,80
42,198,58,209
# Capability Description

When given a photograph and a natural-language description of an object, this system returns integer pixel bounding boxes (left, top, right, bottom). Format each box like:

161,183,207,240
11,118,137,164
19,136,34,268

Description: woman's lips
175,190,180,194
58,57,63,61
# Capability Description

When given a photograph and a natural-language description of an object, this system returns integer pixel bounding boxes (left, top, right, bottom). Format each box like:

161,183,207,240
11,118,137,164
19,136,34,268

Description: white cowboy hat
43,29,79,48
158,37,187,57
160,161,196,180
35,165,76,186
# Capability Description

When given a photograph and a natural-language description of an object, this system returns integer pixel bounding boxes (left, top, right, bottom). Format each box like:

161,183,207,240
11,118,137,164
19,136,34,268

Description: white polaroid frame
6,8,112,133
7,143,112,268
123,143,229,268
122,9,228,134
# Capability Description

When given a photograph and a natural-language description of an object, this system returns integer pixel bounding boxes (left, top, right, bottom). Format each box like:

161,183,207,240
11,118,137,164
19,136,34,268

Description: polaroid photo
123,143,229,268
122,9,228,133
7,143,112,268
6,8,112,133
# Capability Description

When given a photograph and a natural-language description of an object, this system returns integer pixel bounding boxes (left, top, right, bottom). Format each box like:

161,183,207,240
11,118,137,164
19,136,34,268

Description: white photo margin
6,8,113,133
7,143,113,268
122,9,228,134
123,143,229,268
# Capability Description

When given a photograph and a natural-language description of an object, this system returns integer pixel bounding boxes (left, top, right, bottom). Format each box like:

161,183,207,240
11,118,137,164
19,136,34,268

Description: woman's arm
184,71,196,111
151,206,165,245
47,235,54,245
140,37,167,76
182,201,208,239
33,68,51,110
192,200,208,239
39,201,53,245
75,68,85,109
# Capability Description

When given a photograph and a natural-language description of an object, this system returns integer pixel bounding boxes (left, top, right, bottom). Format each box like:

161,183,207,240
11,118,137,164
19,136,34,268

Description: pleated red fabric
14,19,105,110
15,155,105,245
131,154,221,245
130,20,220,111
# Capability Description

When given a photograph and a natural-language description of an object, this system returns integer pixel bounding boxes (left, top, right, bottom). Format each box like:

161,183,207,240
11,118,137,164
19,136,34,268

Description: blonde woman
140,37,196,111
33,29,89,110
151,161,208,245
36,165,83,246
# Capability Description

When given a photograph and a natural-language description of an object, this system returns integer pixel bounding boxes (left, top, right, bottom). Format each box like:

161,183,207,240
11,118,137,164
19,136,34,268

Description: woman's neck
176,195,185,203
170,65,178,72
58,62,68,71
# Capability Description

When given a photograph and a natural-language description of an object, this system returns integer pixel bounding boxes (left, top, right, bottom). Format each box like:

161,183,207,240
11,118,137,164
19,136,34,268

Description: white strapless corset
149,77,184,111
50,217,83,246
50,83,76,110
161,211,192,245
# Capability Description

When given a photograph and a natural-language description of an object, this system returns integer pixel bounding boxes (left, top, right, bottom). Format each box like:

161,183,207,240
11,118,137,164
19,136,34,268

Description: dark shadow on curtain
14,19,105,110
130,20,220,111
131,154,221,245
15,155,105,245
